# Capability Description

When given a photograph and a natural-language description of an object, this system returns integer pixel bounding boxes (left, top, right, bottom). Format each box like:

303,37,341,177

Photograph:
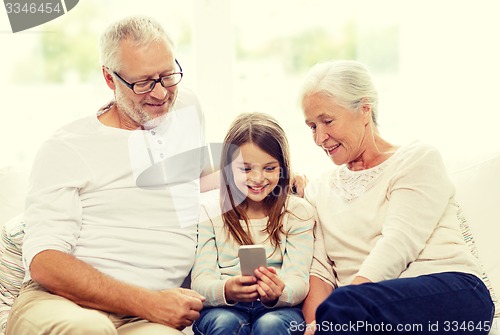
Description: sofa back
0,166,28,227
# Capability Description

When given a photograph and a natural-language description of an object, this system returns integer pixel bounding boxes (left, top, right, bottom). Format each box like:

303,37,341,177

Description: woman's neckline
345,144,402,172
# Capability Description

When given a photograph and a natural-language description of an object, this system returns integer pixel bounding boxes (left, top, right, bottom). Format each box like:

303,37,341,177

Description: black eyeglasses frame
111,59,183,95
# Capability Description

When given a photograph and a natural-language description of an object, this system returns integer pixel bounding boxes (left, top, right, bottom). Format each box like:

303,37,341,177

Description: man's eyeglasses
112,59,183,95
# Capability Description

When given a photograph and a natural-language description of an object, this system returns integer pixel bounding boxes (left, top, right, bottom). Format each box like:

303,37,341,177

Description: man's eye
161,75,176,84
135,81,151,88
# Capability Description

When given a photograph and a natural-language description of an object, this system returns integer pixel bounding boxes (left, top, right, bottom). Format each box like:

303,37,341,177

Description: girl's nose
249,170,264,183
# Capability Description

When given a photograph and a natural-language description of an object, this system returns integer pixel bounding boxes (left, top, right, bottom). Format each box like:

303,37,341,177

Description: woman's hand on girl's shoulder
291,173,308,197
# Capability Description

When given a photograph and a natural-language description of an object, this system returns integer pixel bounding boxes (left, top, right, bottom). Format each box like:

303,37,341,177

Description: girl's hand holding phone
224,275,260,303
254,266,285,305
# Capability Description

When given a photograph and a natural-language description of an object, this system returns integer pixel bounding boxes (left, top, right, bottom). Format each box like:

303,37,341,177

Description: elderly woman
299,60,495,334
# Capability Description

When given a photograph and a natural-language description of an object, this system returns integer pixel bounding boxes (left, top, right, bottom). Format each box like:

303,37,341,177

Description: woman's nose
314,127,329,146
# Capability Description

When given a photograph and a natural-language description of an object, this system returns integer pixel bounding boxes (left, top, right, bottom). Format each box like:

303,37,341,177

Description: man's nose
149,81,168,99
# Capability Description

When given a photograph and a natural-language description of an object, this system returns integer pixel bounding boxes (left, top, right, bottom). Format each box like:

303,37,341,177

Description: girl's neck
245,200,267,219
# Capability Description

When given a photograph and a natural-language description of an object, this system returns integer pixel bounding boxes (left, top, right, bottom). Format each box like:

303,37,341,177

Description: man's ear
102,66,116,90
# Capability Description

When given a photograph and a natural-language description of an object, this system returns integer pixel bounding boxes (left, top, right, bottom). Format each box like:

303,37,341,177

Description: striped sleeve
191,196,233,307
274,196,315,307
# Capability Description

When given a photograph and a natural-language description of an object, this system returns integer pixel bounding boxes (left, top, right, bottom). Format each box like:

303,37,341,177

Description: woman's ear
361,101,372,125
102,66,116,90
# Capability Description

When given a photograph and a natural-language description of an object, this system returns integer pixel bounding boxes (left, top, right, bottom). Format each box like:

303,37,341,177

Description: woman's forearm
302,275,334,324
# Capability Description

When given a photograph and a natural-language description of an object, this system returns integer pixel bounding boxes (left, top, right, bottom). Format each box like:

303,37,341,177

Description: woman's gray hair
99,15,174,71
299,60,379,125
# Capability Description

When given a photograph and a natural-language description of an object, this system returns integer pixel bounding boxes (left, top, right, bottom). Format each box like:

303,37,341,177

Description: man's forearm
29,249,151,317
29,249,205,329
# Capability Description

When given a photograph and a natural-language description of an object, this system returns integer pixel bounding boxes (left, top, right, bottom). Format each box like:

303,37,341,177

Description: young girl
191,112,315,335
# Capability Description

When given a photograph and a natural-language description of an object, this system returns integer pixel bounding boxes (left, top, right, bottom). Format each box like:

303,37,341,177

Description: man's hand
144,288,205,330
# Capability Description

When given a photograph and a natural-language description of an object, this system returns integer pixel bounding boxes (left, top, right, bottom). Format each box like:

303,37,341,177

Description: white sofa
1,151,499,334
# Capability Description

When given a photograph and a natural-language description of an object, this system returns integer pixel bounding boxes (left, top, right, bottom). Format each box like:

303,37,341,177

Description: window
2,0,499,175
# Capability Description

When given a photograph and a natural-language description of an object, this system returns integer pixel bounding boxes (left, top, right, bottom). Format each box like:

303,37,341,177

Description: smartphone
238,245,268,276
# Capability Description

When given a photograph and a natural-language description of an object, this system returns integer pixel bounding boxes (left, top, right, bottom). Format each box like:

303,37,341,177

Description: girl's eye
265,166,277,172
239,167,251,172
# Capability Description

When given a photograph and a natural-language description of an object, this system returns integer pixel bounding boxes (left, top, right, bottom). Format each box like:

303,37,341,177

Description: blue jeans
315,272,495,334
193,301,304,335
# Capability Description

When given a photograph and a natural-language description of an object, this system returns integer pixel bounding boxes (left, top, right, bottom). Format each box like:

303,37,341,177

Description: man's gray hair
99,15,174,71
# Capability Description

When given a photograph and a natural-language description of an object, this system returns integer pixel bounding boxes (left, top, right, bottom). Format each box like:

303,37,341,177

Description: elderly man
6,15,208,335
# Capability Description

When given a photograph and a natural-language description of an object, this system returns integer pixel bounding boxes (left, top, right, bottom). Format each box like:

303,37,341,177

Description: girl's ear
102,66,117,90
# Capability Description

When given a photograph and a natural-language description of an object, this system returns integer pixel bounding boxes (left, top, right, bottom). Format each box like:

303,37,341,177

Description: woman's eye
239,167,251,172
265,166,277,172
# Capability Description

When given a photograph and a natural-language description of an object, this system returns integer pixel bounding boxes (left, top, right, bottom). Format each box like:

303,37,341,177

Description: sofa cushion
456,202,499,316
0,214,25,334
448,152,500,319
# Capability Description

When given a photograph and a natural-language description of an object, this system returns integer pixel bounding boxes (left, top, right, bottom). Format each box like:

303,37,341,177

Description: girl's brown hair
220,112,291,248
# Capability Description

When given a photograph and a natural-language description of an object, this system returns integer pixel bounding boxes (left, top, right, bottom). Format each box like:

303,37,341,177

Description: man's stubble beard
115,88,176,129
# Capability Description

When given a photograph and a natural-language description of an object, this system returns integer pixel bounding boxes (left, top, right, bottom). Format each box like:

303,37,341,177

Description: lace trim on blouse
333,150,402,202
